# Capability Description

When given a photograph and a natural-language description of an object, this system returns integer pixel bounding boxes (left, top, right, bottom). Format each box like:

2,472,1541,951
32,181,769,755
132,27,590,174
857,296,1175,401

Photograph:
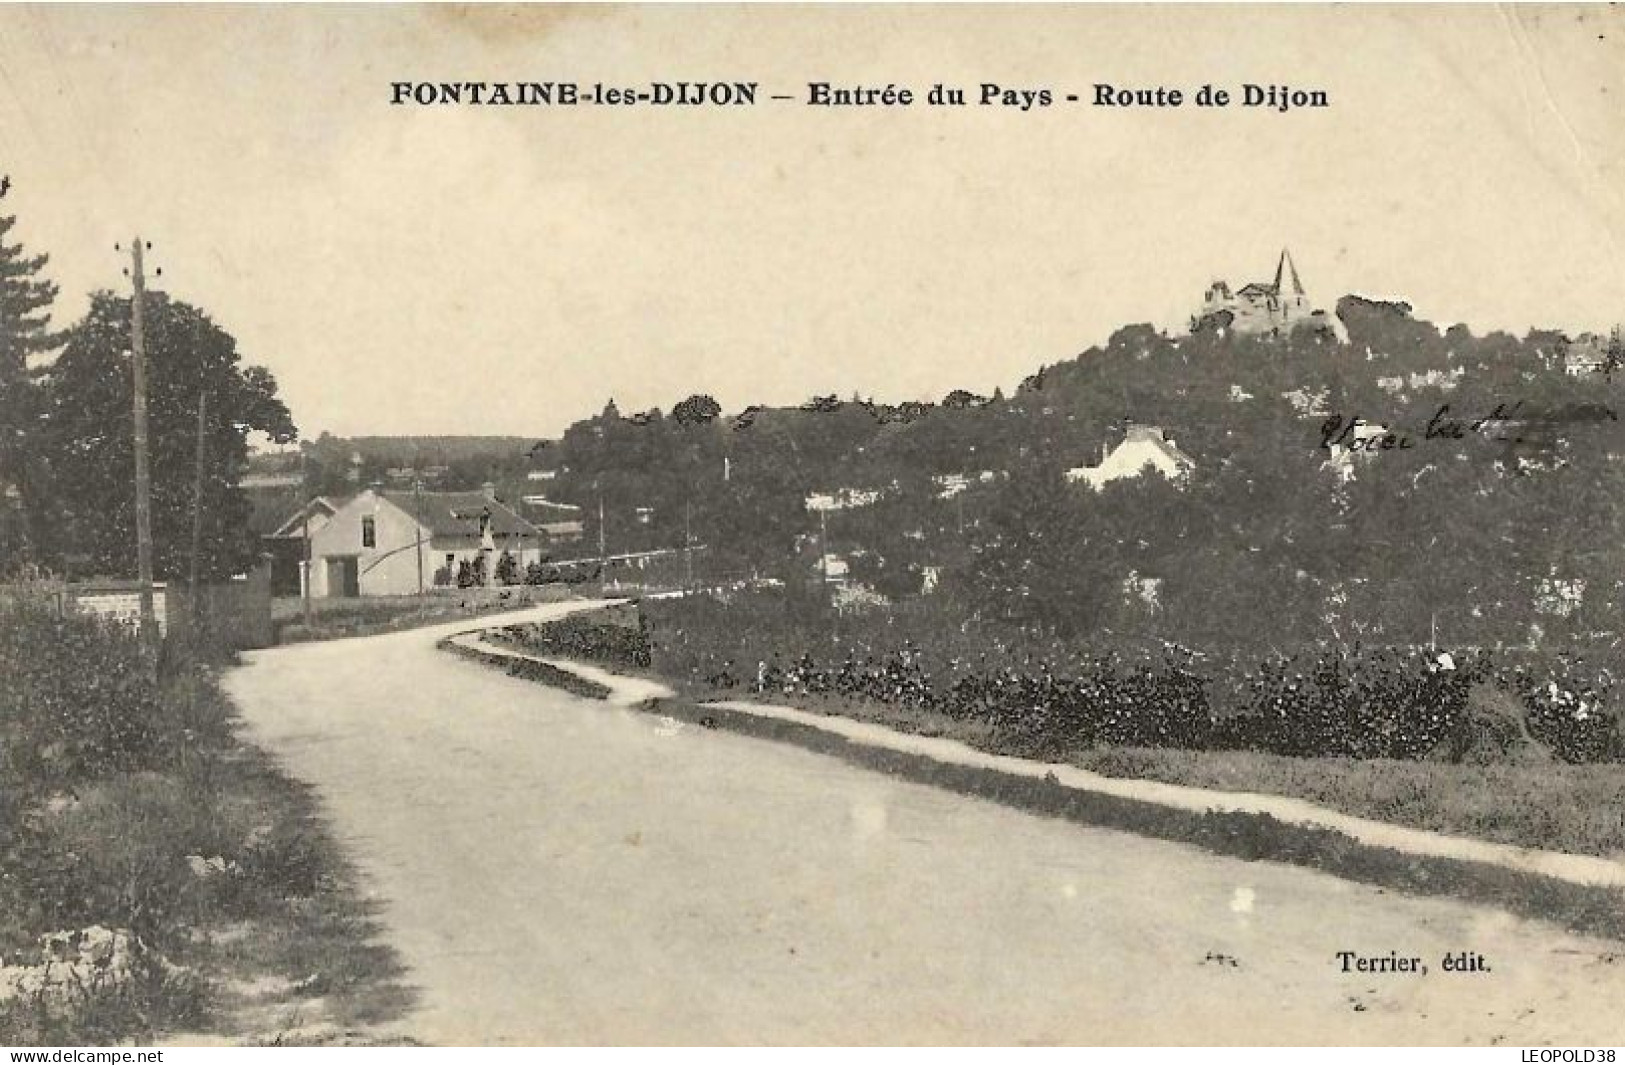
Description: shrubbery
499,605,652,670
0,594,362,1042
629,591,1622,764
0,600,170,793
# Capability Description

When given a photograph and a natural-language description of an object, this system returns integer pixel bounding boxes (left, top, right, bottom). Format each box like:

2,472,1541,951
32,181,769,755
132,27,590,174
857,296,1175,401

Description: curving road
226,602,1625,1046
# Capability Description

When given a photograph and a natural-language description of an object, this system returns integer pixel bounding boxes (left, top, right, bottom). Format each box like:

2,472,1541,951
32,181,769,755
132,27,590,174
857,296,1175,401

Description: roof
1066,426,1194,489
265,495,349,539
378,490,543,540
1273,248,1305,296
1121,426,1195,469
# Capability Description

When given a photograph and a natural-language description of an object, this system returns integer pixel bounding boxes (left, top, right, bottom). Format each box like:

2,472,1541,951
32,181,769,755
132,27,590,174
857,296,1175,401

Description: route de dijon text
387,80,1330,113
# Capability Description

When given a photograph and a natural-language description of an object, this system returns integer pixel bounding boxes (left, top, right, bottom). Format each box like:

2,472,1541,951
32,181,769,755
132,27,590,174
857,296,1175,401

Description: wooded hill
541,296,1625,651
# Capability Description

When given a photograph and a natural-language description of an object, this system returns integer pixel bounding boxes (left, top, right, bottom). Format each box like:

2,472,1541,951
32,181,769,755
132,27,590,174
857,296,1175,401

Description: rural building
1195,249,1332,336
932,471,1002,499
1563,333,1612,377
299,483,550,597
1066,425,1194,489
257,495,345,596
805,487,885,512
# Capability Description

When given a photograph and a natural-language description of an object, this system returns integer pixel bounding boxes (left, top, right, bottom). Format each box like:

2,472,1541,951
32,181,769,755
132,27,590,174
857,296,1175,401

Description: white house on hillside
1564,334,1612,377
1066,426,1194,489
805,487,885,512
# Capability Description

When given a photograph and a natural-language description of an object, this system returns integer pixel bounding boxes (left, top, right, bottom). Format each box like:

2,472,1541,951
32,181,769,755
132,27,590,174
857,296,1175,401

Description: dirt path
225,604,1625,1045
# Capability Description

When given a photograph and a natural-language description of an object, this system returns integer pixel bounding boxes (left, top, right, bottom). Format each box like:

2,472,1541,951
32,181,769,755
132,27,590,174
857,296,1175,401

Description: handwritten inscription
1319,401,1617,454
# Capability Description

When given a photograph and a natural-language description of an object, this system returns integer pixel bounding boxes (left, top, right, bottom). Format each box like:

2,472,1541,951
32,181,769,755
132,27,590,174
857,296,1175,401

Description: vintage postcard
2,2,1625,1050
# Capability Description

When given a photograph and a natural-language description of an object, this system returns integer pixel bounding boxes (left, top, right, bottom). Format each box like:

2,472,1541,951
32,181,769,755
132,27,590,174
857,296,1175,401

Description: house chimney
482,480,497,503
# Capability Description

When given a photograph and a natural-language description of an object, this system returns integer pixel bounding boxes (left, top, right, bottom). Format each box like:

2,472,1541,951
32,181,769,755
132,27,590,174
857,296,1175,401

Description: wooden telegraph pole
300,448,314,631
413,471,425,596
684,499,694,592
125,238,159,658
188,390,208,601
597,494,607,597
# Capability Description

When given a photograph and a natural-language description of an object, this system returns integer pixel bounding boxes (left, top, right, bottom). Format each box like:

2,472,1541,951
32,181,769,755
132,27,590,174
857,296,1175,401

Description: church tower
1272,248,1309,324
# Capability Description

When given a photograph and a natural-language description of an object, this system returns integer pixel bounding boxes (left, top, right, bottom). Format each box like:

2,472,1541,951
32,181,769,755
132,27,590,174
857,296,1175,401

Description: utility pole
819,505,837,641
597,493,607,596
413,471,424,596
124,237,158,659
187,389,208,622
300,449,314,631
818,506,830,585
684,499,694,593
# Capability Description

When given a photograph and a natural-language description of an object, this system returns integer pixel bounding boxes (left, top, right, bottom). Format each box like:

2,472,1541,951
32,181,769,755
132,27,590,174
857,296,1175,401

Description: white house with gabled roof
1066,425,1194,489
301,483,550,597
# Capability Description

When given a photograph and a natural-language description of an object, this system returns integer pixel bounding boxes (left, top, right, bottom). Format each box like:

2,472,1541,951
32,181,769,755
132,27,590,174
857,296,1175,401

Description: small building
805,487,884,512
931,470,1002,500
300,483,549,597
816,553,850,582
1066,425,1194,489
1195,249,1333,336
259,495,348,596
1563,333,1612,377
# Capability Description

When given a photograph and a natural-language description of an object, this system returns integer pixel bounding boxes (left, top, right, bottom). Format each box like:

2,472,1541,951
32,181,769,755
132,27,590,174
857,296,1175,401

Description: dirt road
226,603,1625,1045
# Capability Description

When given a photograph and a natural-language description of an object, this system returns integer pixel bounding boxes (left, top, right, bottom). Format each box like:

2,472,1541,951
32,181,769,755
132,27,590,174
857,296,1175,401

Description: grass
677,683,1625,860
1067,747,1625,860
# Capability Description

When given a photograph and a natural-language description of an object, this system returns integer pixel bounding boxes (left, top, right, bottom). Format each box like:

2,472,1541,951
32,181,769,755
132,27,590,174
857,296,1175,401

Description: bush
1499,652,1623,763
637,589,1620,764
500,606,652,669
0,600,168,795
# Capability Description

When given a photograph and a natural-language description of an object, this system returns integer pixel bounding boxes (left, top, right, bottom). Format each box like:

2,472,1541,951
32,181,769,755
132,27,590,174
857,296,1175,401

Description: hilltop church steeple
1273,248,1309,317
1193,248,1325,336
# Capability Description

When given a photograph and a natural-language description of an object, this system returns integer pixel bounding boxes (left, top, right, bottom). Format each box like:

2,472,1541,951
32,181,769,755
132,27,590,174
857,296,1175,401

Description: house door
326,556,360,597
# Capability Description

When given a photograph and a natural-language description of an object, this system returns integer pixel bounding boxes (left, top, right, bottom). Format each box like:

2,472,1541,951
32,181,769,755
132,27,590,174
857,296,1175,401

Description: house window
361,516,376,548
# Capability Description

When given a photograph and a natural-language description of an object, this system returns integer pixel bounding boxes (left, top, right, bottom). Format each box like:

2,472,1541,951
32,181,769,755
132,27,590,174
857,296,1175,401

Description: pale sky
1,4,1622,439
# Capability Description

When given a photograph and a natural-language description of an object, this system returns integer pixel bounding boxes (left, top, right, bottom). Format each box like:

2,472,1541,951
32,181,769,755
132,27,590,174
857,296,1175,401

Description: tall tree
0,180,61,569
47,290,296,580
670,393,721,427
